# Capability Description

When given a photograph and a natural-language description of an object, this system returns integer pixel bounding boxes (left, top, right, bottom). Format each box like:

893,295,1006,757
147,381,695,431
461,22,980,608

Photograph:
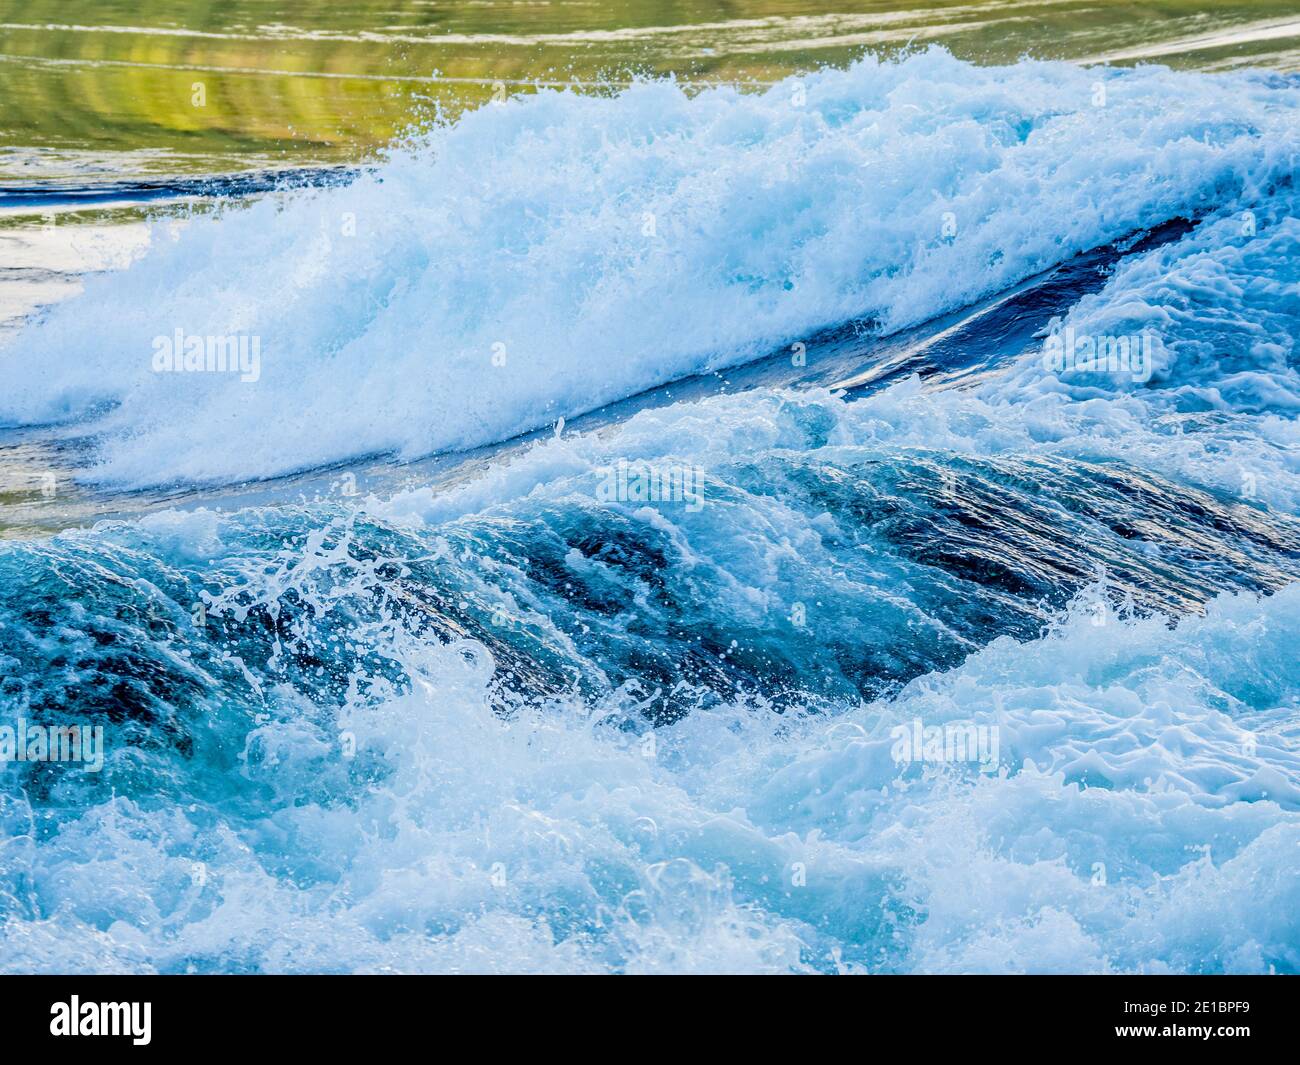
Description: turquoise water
1,39,1299,972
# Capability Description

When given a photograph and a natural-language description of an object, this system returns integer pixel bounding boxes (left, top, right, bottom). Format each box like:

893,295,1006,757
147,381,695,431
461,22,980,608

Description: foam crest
3,51,1298,485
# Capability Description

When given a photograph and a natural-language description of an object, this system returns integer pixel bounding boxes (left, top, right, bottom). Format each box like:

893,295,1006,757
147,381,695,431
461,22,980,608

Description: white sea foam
3,49,1299,976
2,557,1296,973
2,50,1298,486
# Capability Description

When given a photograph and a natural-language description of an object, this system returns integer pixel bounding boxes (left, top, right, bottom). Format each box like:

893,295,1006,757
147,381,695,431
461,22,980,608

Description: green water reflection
0,1,1297,174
